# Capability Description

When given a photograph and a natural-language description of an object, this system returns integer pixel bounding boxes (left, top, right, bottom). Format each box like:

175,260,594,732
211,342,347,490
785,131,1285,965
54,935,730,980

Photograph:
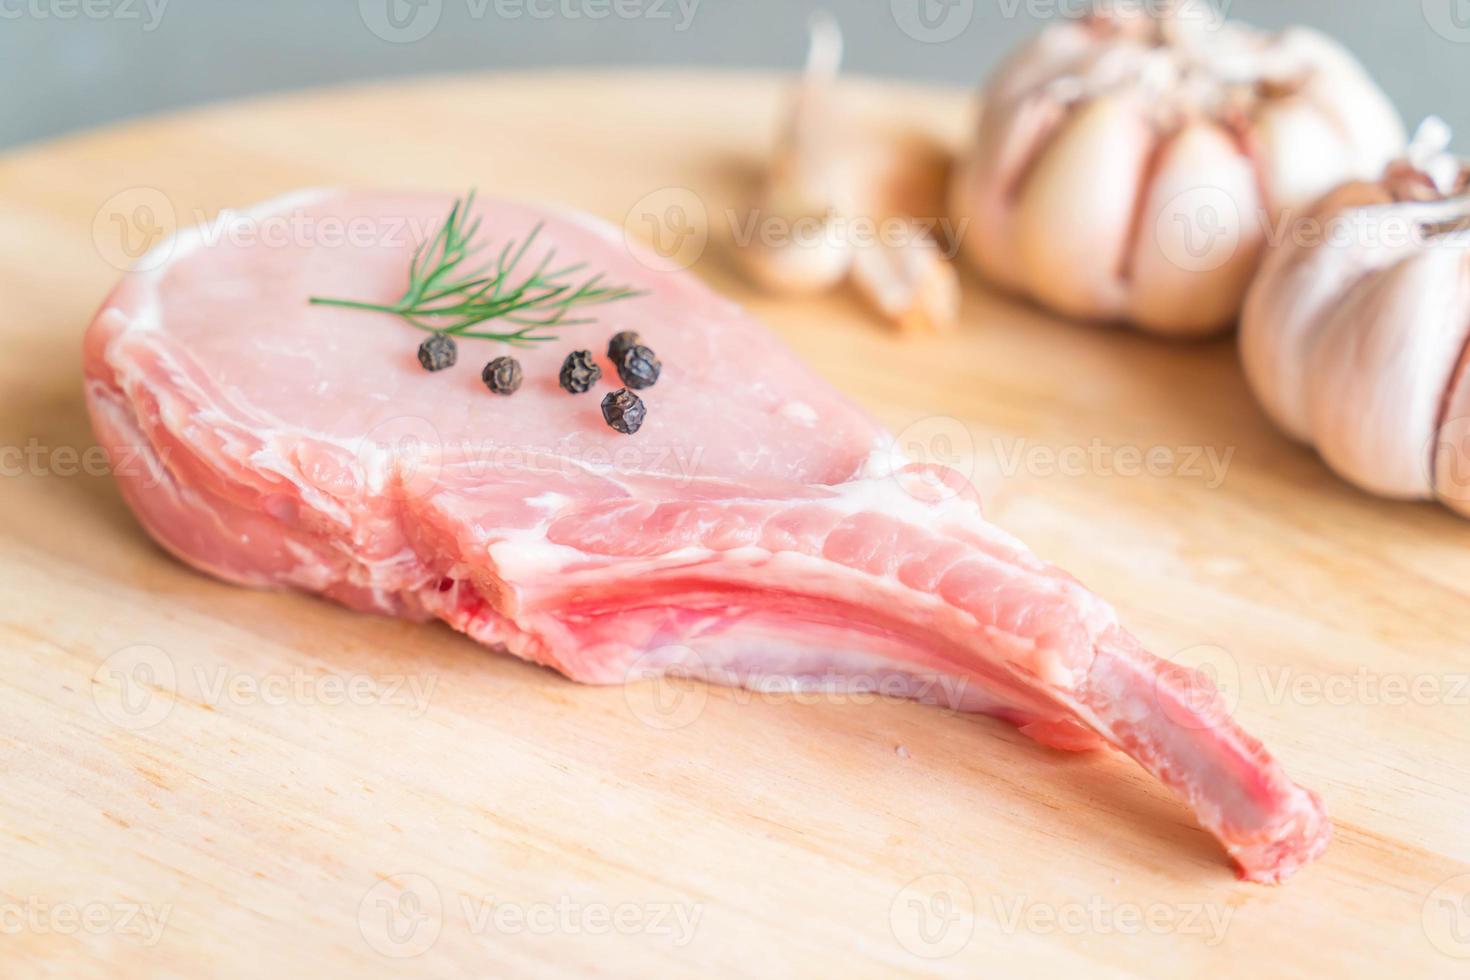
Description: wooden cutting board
3,71,1468,979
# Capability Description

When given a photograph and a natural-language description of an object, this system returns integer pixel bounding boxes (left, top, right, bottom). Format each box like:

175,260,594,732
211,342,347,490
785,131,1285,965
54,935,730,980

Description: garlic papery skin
1433,346,1470,515
1240,131,1470,512
951,4,1405,338
1239,182,1412,444
1306,245,1470,498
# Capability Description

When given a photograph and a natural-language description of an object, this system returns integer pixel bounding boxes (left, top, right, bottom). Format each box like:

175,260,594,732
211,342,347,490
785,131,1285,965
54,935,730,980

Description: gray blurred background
4,0,1468,150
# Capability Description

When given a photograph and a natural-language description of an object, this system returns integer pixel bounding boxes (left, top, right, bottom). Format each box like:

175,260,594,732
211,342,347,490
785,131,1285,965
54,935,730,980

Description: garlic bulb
1240,119,1470,514
739,15,959,333
950,2,1404,337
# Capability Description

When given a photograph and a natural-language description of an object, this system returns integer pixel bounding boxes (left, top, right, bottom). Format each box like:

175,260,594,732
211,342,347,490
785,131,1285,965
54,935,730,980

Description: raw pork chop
84,189,1328,882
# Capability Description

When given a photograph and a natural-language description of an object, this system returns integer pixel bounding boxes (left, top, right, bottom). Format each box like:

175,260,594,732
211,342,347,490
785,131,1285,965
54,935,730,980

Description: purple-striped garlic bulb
951,2,1404,337
1241,119,1470,513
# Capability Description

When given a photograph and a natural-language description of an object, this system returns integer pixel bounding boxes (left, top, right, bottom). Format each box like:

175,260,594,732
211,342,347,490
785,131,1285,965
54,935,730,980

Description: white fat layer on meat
525,491,572,514
345,549,428,595
486,533,601,581
283,540,336,591
779,401,819,427
475,492,584,580
249,444,353,527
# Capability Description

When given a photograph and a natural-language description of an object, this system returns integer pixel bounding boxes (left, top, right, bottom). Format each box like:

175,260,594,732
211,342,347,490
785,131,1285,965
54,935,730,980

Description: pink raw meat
83,189,1328,882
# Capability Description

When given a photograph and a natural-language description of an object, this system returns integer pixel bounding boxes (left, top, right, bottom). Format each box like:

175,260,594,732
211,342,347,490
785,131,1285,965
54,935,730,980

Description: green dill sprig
309,191,643,346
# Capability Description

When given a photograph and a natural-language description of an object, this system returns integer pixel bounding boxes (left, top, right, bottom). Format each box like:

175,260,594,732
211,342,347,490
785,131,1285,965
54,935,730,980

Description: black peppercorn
417,334,457,372
616,344,661,390
601,388,646,435
481,356,523,395
607,330,641,365
558,350,602,393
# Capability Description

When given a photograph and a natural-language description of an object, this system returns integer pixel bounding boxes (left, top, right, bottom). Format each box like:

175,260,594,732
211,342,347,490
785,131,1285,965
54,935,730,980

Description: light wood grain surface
2,71,1469,979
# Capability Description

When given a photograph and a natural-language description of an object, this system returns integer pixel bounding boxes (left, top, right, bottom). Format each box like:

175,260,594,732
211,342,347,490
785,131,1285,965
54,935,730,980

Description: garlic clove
1278,28,1406,183
1127,121,1265,336
1252,96,1353,211
953,92,1068,295
737,207,855,295
850,229,961,334
1016,97,1154,321
1304,247,1470,498
738,12,851,295
740,14,960,330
